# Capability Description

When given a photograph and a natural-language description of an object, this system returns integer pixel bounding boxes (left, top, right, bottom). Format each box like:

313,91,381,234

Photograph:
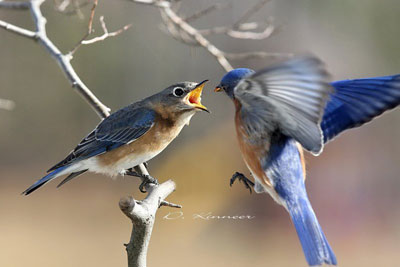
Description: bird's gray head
151,80,209,114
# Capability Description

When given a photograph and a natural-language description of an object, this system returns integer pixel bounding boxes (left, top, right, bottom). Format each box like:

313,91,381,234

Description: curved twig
129,0,290,72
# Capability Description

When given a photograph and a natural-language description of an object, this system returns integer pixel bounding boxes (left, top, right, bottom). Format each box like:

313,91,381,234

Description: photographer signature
163,211,255,220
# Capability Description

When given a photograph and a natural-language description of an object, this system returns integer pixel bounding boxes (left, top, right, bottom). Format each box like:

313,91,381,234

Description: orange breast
97,115,181,167
296,142,307,180
234,100,272,188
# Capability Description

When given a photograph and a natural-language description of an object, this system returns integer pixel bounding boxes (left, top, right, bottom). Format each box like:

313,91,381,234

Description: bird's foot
125,169,159,193
230,172,254,194
139,174,158,193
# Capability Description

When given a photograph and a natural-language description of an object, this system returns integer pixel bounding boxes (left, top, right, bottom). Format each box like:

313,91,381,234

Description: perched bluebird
23,80,209,195
215,57,400,266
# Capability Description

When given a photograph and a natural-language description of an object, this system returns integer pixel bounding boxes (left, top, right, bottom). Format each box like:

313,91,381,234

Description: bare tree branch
0,19,37,38
131,0,234,71
227,22,275,40
199,20,276,40
80,16,132,45
1,3,179,267
120,180,179,267
129,0,290,72
0,0,112,118
0,0,130,117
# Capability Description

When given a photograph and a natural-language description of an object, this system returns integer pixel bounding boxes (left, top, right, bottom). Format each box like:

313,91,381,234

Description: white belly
76,111,196,177
248,168,286,207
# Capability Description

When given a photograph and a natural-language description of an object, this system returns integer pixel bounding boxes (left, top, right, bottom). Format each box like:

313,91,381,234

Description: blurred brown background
1,0,400,266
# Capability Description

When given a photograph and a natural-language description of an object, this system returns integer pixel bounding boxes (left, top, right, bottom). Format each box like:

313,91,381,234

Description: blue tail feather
286,198,337,266
22,165,70,195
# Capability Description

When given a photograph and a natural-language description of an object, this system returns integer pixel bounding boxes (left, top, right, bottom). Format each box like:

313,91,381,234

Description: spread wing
235,56,332,155
48,106,156,171
322,75,400,143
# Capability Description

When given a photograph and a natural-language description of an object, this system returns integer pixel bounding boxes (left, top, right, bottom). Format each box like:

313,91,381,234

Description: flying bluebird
215,56,335,266
215,57,400,266
23,80,209,195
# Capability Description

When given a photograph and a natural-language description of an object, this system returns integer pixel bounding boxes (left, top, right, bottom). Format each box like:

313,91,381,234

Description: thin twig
183,3,230,23
81,16,132,45
69,0,132,55
233,0,271,29
227,24,274,40
200,21,275,40
130,0,286,72
199,22,259,36
0,19,37,38
87,0,97,34
131,0,233,71
69,0,98,55
160,200,182,208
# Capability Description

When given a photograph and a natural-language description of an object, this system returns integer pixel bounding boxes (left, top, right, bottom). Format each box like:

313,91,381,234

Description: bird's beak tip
186,80,209,112
214,86,222,92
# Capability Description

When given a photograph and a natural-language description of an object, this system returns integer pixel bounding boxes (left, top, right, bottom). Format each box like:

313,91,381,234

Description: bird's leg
138,175,158,193
230,172,255,194
126,168,159,193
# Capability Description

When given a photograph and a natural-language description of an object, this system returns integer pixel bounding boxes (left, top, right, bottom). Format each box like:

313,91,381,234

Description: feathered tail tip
286,198,337,266
22,165,69,195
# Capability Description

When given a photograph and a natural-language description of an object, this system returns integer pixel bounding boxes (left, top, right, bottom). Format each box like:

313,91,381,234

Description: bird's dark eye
173,87,185,97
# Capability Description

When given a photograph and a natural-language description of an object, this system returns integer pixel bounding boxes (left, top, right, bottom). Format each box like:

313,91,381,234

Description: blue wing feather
48,106,156,171
235,56,331,155
322,75,400,143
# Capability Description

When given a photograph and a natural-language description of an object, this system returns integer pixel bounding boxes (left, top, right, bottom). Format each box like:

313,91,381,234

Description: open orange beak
186,80,209,112
214,86,222,92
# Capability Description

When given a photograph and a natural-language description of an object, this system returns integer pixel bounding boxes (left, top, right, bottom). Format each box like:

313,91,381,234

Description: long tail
22,165,71,195
286,197,337,266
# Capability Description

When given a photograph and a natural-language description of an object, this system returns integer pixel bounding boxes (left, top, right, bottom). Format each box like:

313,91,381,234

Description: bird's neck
152,104,195,128
233,97,241,110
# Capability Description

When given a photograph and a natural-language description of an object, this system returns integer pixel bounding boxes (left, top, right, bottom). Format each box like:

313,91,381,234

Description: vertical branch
120,180,179,267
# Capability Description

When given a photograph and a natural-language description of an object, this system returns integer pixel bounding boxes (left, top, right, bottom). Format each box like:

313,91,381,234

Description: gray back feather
235,56,332,155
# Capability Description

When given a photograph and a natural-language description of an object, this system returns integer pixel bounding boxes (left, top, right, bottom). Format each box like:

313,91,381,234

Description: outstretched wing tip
323,74,400,143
